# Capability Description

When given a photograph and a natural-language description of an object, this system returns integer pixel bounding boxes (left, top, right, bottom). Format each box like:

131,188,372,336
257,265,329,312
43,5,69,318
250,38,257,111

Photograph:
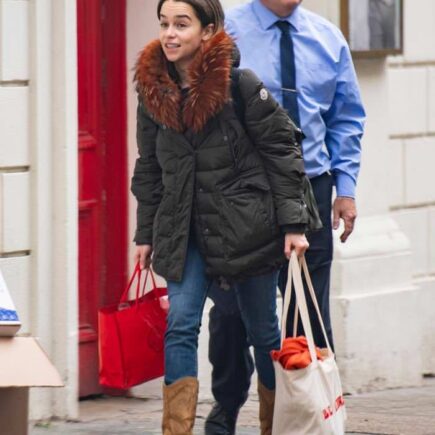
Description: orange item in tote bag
271,253,346,435
271,336,324,370
98,264,168,389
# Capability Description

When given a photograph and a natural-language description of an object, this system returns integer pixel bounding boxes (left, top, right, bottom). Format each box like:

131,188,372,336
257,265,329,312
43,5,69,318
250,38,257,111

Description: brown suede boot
257,381,275,435
162,377,199,435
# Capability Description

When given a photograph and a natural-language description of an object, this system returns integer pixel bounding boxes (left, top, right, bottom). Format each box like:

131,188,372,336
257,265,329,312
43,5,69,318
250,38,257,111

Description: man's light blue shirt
225,1,366,197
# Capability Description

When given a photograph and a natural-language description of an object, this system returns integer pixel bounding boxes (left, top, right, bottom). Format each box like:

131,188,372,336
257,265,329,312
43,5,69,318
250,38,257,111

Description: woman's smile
163,42,181,53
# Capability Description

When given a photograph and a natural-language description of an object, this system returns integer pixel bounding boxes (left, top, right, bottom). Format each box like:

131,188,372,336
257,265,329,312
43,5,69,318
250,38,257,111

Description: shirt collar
252,0,302,32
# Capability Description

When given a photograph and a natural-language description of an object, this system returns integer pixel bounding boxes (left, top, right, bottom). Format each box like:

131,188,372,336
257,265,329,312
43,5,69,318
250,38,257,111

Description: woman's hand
134,244,153,270
284,233,309,259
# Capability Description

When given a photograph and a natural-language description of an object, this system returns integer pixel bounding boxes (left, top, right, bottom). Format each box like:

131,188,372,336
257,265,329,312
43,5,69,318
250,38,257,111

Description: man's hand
134,244,153,270
284,233,309,258
333,197,357,243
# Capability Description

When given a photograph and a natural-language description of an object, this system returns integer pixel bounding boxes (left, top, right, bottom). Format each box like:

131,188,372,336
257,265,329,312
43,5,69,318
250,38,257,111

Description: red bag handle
140,268,158,297
119,262,142,303
120,263,164,306
138,268,166,303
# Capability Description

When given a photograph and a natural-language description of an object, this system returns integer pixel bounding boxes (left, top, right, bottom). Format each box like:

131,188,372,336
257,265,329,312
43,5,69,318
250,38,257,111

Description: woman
131,0,319,433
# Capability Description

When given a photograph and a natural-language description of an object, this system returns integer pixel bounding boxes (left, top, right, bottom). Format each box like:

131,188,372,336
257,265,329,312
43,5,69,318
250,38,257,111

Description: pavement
30,301,435,435
31,377,435,435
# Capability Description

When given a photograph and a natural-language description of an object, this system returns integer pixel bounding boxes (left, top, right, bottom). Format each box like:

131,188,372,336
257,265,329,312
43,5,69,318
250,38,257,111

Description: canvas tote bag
272,253,346,435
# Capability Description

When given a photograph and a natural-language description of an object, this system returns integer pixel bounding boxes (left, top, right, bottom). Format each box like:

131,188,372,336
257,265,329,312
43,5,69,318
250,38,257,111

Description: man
205,1,366,434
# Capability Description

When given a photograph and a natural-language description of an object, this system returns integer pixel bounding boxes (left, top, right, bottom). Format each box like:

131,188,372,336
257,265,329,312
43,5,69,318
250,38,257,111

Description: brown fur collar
134,31,234,133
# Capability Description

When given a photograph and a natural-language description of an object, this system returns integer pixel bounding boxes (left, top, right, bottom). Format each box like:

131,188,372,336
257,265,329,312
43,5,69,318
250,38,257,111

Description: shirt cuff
334,172,356,198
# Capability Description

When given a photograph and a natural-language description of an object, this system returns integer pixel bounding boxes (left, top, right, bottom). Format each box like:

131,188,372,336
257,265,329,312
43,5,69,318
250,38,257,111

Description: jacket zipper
231,142,239,169
180,153,196,278
225,121,239,169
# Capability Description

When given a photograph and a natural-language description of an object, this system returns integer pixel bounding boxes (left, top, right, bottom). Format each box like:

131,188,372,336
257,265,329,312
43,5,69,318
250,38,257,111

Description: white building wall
0,0,78,420
0,0,32,328
387,0,435,375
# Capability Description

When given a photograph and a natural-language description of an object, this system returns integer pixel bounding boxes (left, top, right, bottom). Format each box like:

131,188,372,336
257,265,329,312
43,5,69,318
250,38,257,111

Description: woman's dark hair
157,0,225,31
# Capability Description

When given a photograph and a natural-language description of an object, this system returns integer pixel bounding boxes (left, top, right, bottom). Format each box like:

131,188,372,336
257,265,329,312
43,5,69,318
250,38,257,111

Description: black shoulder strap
231,67,245,127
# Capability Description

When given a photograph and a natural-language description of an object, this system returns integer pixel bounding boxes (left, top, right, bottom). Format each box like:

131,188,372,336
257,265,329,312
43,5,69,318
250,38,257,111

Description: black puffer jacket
131,31,321,282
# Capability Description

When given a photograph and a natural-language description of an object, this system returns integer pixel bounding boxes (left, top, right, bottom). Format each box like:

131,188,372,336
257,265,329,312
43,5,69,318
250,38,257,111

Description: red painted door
77,0,127,397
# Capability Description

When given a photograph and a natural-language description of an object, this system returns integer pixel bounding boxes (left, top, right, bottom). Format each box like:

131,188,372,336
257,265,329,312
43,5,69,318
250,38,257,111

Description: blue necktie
276,20,300,128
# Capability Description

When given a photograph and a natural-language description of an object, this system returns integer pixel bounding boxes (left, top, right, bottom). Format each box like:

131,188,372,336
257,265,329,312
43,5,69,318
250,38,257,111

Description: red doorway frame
77,0,128,397
101,0,128,308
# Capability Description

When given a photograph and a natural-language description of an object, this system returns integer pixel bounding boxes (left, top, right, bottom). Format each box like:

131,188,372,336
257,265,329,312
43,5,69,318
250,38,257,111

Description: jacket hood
134,31,235,133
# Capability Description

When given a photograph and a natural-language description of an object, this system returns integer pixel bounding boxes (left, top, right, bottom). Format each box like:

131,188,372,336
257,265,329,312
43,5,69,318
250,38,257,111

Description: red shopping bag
98,264,168,389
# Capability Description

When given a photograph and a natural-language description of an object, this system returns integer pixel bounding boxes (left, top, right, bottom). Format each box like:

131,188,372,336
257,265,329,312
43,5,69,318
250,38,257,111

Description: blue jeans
165,238,280,390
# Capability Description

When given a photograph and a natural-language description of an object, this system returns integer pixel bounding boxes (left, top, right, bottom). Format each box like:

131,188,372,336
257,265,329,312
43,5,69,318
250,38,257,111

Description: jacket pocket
217,182,278,259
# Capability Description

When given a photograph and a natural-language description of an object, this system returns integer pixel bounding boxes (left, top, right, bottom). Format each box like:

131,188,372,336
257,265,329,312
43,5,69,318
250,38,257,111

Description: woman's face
159,1,212,68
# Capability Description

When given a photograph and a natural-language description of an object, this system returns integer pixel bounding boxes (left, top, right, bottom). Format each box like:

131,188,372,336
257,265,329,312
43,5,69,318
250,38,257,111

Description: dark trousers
207,172,334,412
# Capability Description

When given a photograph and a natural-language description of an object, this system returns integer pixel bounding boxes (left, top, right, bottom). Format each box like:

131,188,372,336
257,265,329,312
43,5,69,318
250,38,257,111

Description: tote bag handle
119,263,162,303
119,262,142,303
281,253,333,366
282,253,318,366
300,256,333,352
139,268,158,298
